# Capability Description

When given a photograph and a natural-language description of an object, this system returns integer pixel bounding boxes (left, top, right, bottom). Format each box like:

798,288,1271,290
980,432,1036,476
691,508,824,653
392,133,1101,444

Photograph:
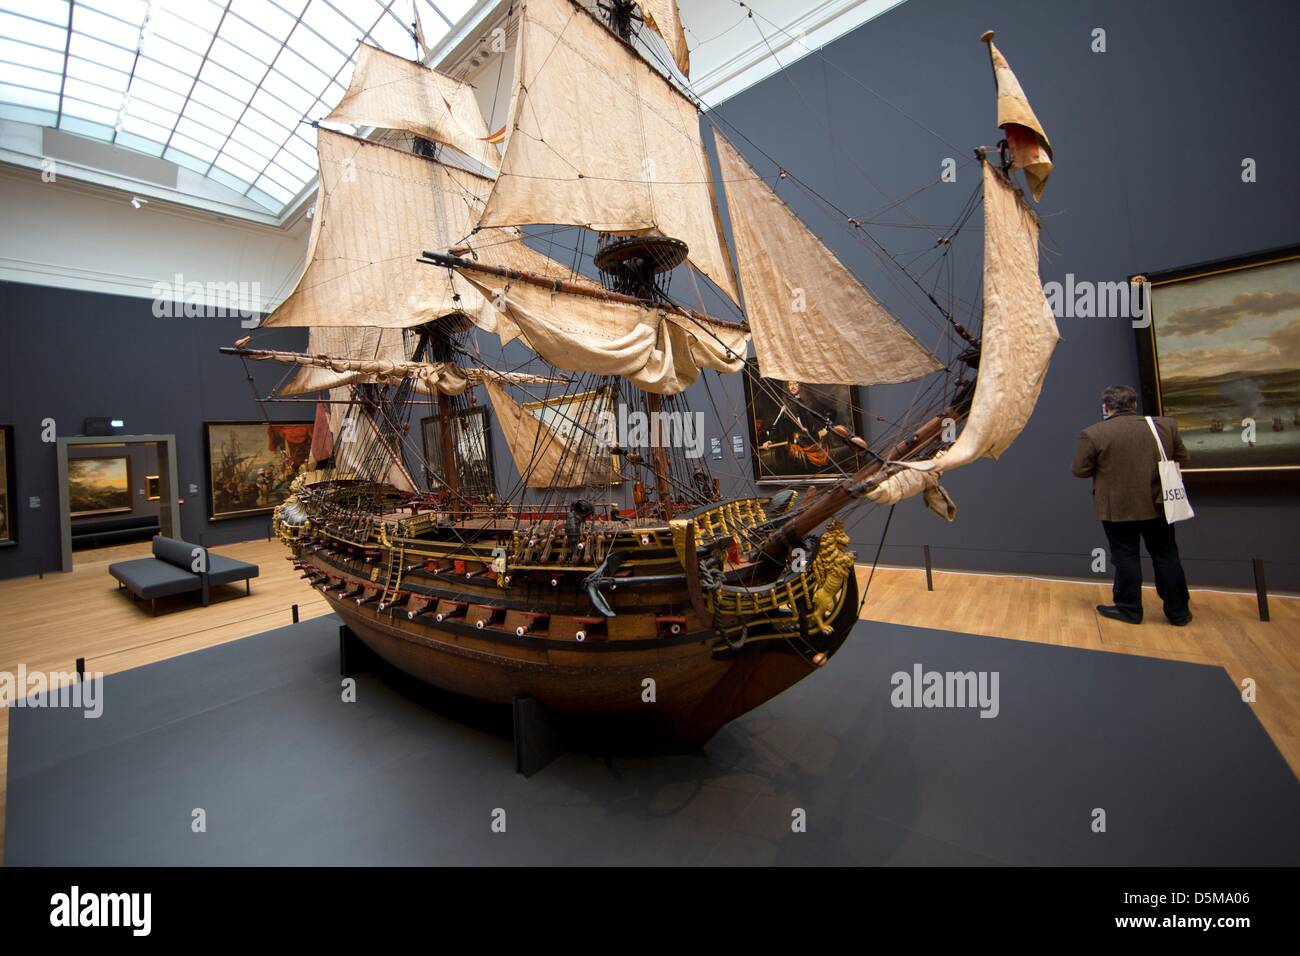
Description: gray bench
109,536,259,615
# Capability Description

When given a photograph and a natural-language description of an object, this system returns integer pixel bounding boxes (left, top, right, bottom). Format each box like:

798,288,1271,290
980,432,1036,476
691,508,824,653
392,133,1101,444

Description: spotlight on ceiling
129,196,148,209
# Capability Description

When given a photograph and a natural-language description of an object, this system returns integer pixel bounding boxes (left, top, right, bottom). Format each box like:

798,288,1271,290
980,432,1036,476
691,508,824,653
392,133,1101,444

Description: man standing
1072,385,1192,626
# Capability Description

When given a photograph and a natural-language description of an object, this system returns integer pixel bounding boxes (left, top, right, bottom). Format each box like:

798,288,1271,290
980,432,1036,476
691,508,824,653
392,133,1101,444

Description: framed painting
0,425,15,546
421,405,496,498
743,362,866,482
68,455,132,518
1136,245,1300,474
205,421,314,520
145,475,161,500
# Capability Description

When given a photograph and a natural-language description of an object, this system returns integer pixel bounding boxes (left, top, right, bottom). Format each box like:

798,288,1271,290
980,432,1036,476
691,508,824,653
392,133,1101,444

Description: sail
326,386,417,492
477,0,740,304
277,327,409,395
263,130,600,336
246,345,472,394
486,380,614,488
875,160,1058,504
247,343,568,394
982,32,1052,202
639,0,691,77
262,131,488,330
713,130,942,386
324,43,500,173
460,268,747,395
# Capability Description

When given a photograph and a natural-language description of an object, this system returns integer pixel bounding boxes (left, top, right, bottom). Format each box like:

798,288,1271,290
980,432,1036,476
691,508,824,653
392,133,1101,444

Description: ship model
222,1,1059,745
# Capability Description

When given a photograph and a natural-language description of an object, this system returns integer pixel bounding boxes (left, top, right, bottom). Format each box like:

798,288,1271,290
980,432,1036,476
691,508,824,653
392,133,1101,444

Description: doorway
56,435,181,572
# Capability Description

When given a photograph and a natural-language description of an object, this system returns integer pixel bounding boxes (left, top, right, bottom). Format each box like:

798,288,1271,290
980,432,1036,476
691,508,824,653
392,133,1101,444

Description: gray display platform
6,615,1298,865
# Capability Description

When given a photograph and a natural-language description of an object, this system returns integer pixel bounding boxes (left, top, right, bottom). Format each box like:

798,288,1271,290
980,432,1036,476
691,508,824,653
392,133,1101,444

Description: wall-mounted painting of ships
1139,246,1300,473
744,363,866,482
205,422,314,520
0,425,15,545
68,455,132,518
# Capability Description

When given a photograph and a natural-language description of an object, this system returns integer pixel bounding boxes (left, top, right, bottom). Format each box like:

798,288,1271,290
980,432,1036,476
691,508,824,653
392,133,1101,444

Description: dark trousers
1102,518,1191,623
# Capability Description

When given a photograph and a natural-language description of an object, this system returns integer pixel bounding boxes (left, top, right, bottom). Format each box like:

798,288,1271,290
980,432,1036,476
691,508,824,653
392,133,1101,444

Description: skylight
0,0,474,214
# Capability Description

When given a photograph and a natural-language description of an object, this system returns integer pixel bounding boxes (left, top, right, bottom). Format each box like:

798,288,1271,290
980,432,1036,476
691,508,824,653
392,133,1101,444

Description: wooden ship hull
281,480,861,745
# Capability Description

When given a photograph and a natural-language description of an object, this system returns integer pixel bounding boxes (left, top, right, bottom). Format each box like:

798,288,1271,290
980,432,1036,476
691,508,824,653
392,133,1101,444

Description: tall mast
415,322,460,503
594,1,685,519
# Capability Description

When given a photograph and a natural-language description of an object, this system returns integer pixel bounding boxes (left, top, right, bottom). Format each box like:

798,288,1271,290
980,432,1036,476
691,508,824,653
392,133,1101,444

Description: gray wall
702,0,1299,590
0,281,306,579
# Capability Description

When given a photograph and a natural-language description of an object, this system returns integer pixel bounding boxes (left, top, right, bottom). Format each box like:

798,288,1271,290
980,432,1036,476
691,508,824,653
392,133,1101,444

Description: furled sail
713,130,942,386
262,130,600,336
870,159,1059,510
477,0,741,304
459,269,747,395
638,0,691,77
982,31,1052,202
486,381,615,488
246,346,471,394
243,344,568,394
324,43,500,173
276,327,409,395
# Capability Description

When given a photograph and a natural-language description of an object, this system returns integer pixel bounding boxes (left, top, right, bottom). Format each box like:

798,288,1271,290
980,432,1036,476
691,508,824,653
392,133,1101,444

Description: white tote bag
1145,416,1194,523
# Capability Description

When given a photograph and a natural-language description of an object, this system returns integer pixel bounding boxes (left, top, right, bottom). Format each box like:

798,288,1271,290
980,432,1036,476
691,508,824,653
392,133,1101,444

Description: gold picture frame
1135,245,1300,474
68,455,132,518
205,421,314,520
145,475,161,500
0,425,15,546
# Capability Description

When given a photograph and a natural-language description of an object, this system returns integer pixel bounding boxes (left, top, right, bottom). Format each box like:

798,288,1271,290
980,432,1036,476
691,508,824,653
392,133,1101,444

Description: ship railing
706,531,843,619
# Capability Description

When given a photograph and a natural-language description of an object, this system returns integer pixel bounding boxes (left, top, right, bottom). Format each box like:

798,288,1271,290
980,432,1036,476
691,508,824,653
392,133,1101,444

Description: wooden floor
853,565,1300,780
0,539,1295,863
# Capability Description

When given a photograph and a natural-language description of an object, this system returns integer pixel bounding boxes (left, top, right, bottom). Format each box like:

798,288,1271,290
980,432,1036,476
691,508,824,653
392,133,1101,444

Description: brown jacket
1072,412,1190,522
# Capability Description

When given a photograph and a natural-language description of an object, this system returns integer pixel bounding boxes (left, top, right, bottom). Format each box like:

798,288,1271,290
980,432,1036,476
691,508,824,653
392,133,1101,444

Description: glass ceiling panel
0,0,69,26
0,0,464,216
0,11,69,51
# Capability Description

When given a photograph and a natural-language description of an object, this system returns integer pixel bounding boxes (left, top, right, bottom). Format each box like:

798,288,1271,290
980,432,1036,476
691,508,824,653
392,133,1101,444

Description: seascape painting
68,455,132,518
205,422,314,520
1148,252,1300,472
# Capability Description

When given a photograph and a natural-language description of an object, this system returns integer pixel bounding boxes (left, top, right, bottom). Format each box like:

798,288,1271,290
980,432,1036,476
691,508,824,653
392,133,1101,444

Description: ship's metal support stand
511,695,564,778
338,624,563,777
339,624,376,678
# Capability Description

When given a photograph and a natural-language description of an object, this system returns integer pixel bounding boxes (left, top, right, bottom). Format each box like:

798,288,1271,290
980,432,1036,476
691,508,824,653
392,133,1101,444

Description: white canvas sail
477,0,740,304
460,268,747,395
276,327,409,395
261,130,595,336
868,159,1059,513
983,31,1053,202
713,130,942,386
325,43,500,173
485,380,614,488
638,0,691,77
326,386,417,492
